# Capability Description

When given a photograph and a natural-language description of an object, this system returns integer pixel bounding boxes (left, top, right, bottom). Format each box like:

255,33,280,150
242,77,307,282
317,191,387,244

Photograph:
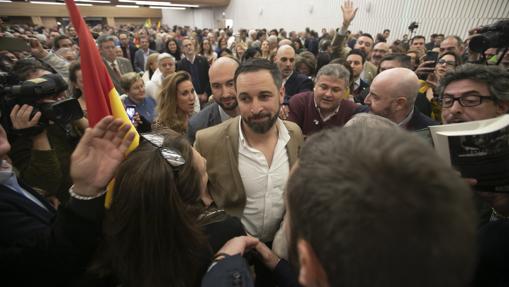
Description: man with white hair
145,53,176,100
363,67,438,130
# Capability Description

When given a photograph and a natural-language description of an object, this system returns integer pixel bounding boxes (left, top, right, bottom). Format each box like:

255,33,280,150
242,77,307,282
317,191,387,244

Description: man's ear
297,239,329,287
279,85,286,105
496,100,509,116
394,97,408,111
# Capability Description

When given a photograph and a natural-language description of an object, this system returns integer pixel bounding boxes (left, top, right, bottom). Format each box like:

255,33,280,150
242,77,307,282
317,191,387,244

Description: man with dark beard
194,59,303,286
187,56,240,143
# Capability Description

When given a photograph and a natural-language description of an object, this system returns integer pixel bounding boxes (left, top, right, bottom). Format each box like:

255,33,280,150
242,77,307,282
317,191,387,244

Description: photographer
0,116,134,286
5,60,86,202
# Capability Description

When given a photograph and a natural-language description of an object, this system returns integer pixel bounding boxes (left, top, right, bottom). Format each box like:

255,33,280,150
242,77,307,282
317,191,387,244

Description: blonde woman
153,71,196,134
142,52,160,82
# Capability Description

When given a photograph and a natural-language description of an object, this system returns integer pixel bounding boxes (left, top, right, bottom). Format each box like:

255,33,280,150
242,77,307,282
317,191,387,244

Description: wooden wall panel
0,3,162,18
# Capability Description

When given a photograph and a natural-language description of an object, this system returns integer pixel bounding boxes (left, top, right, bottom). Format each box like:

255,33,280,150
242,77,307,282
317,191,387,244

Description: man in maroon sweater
288,64,359,136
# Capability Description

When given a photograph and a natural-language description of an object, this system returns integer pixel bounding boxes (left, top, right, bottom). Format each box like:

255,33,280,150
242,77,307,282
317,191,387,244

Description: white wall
162,0,508,41
161,8,215,29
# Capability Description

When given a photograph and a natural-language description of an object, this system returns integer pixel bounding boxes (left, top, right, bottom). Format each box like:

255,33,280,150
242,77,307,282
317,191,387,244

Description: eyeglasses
437,59,456,66
441,95,497,108
141,133,185,167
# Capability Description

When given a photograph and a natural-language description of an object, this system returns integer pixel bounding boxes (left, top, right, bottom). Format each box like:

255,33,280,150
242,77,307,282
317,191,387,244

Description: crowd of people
1,0,509,286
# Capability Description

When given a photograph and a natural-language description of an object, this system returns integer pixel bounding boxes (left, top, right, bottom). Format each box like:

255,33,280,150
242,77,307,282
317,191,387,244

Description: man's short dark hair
410,35,425,44
12,58,49,81
234,58,282,89
383,29,390,34
53,35,72,50
360,33,374,42
287,127,476,287
347,49,367,64
379,54,412,69
438,63,509,102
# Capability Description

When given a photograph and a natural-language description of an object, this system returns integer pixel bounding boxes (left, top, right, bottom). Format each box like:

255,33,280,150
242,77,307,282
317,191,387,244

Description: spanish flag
65,0,139,207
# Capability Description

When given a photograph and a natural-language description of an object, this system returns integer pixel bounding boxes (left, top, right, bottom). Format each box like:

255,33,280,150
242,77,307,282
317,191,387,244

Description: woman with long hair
260,40,271,60
165,38,182,61
421,51,462,120
154,71,196,134
88,132,244,287
200,38,217,65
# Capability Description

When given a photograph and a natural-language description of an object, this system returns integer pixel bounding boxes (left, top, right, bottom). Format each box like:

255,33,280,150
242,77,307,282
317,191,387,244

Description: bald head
275,45,296,78
209,56,240,112
375,68,419,103
365,68,420,123
279,39,292,47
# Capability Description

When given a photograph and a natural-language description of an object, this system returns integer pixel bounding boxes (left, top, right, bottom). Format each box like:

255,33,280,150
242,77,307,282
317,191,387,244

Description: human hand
341,0,358,26
415,60,436,78
10,104,41,130
28,37,48,59
70,116,134,197
133,112,142,127
216,236,260,258
255,241,281,270
279,105,289,120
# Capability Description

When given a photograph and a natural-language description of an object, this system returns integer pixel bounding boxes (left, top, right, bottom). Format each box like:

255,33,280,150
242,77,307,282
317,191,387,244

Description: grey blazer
133,49,156,72
104,57,133,94
187,102,222,144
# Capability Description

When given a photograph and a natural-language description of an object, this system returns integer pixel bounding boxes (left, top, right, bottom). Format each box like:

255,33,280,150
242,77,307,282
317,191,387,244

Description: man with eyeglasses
438,63,509,287
439,64,509,124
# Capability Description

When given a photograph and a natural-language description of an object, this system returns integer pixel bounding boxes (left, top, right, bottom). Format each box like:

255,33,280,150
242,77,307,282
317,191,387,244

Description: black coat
284,72,314,105
0,181,104,286
177,55,212,96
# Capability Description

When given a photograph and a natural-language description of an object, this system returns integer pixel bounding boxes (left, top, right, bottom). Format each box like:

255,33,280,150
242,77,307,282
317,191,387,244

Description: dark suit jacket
121,43,137,67
194,117,303,217
406,107,440,130
133,48,157,72
355,106,439,131
104,57,134,94
284,72,314,104
352,78,370,104
0,182,105,286
177,55,211,95
187,102,222,144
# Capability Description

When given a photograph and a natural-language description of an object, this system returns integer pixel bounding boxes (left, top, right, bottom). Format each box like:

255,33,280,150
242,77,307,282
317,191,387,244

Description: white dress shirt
238,118,290,242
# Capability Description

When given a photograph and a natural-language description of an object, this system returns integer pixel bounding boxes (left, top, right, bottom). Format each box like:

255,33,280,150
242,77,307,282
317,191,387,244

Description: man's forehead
316,75,346,87
444,79,490,95
236,70,277,89
357,36,372,44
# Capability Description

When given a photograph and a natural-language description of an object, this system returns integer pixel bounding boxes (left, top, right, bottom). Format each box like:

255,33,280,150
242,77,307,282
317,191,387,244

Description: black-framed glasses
437,59,456,66
141,133,185,167
441,95,497,108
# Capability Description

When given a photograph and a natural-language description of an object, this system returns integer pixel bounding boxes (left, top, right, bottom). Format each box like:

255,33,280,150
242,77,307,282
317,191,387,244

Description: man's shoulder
290,91,314,105
196,116,238,141
190,103,220,125
117,57,131,64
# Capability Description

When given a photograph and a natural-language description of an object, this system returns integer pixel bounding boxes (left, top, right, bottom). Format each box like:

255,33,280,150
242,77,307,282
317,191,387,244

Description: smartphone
125,105,136,124
424,51,439,65
0,37,30,52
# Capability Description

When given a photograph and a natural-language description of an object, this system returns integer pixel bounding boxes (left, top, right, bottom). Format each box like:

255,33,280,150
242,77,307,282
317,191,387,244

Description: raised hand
70,116,135,197
342,0,358,26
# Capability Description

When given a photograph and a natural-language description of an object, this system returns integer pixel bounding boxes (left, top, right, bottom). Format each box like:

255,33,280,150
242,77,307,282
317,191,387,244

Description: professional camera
408,22,419,32
1,73,83,134
469,19,509,53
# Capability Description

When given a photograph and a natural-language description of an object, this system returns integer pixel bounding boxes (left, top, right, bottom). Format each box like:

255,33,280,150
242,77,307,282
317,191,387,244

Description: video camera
469,20,509,53
408,22,419,33
1,73,83,134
